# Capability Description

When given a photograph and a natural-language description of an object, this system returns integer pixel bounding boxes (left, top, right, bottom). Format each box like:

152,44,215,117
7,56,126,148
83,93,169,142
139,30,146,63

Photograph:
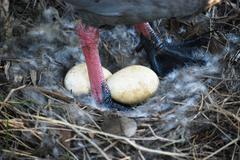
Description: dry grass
0,0,240,159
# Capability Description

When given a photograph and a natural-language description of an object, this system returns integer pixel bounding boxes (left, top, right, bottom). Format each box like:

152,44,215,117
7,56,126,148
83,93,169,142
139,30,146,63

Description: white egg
64,63,112,96
107,65,159,105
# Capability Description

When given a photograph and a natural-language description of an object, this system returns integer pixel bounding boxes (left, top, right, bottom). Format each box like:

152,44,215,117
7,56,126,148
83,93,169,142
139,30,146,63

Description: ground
0,0,240,159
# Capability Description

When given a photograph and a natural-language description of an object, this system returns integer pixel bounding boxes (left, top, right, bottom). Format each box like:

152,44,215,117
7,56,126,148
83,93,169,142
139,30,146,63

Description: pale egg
64,63,112,96
107,65,159,105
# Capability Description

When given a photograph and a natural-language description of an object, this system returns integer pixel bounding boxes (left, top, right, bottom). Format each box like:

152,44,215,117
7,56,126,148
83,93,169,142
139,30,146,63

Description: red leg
134,22,152,38
134,22,161,48
76,22,106,103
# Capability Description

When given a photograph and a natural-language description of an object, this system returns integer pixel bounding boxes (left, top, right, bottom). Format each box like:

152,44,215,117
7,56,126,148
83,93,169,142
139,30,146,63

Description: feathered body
65,0,220,26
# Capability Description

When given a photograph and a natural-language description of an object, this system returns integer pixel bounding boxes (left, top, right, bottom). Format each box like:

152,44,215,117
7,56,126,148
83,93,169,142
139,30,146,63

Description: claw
101,81,133,112
140,34,207,77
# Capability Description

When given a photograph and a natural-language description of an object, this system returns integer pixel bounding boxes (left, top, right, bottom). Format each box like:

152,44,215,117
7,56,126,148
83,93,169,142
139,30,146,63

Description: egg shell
64,63,112,96
107,65,159,105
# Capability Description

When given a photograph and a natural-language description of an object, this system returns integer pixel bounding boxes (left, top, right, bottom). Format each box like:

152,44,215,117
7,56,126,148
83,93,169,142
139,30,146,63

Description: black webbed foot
138,34,207,77
101,82,133,112
161,36,209,56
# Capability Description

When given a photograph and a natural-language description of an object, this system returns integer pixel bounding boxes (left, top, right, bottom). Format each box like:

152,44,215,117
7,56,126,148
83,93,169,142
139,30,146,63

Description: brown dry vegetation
0,0,240,159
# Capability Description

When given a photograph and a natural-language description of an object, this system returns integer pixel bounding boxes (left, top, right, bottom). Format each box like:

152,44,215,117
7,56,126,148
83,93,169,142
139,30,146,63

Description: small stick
203,138,239,160
3,85,26,103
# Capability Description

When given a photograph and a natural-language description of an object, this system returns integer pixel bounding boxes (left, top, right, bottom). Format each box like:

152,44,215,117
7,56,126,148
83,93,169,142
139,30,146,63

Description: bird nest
0,0,239,159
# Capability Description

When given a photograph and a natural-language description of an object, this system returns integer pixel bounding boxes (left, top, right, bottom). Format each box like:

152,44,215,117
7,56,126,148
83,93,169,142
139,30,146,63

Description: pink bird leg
135,22,161,47
134,23,152,38
76,22,109,103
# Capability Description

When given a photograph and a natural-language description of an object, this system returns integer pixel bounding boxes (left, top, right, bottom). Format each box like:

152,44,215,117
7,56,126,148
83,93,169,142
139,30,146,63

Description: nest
0,0,240,159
